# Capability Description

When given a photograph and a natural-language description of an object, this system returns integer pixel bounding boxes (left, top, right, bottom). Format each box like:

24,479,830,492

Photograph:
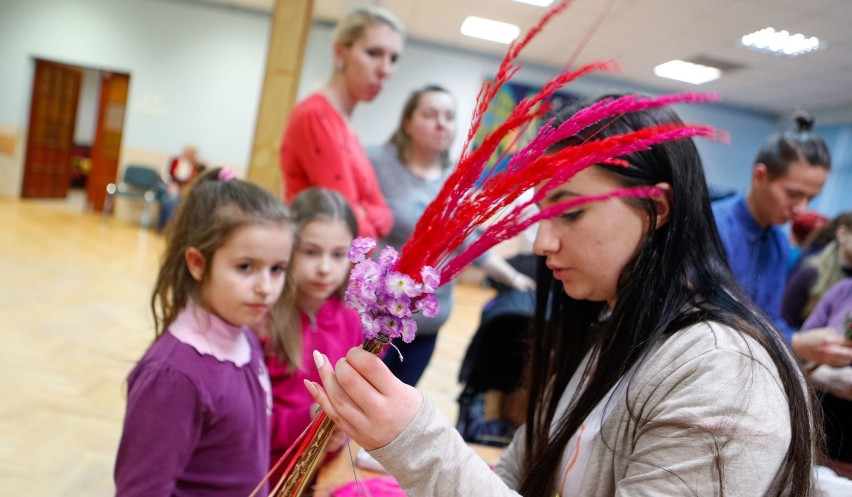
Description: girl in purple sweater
114,168,292,497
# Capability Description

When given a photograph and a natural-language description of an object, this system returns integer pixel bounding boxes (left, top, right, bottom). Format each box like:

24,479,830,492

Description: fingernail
313,350,325,369
304,379,318,396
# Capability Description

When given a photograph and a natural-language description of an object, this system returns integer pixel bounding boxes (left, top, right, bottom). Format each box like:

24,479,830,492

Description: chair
456,253,537,447
103,165,161,229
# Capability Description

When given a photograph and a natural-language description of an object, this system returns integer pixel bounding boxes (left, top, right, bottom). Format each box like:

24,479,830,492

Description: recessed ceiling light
512,0,555,6
739,27,824,56
653,59,721,85
461,16,520,45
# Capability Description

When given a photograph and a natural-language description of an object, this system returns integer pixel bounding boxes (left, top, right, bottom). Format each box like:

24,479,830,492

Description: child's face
291,219,354,313
839,225,852,265
195,223,292,327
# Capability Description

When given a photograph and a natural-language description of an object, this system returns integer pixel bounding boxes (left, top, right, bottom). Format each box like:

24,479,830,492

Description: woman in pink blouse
279,6,404,239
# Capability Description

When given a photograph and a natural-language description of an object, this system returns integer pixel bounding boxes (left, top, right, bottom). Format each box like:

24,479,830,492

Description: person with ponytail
713,110,831,342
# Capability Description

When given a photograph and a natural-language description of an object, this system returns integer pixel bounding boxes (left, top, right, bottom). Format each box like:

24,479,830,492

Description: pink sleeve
347,308,366,351
266,355,314,456
356,163,394,239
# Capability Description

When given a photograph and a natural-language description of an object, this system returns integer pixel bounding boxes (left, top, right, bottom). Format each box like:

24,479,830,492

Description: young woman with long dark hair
306,94,816,496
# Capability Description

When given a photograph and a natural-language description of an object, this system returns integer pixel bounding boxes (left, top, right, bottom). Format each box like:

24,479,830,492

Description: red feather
265,1,724,491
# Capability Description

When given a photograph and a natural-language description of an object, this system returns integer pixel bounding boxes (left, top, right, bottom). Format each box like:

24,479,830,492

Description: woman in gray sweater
367,85,535,387
310,94,815,496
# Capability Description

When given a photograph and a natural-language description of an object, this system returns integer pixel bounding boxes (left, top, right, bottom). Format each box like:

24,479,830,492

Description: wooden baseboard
0,134,16,155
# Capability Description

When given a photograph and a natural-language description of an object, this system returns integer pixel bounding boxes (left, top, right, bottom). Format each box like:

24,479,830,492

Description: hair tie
218,168,237,182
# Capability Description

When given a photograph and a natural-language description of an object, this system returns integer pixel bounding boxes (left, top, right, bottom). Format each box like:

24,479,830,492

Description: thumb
343,347,402,396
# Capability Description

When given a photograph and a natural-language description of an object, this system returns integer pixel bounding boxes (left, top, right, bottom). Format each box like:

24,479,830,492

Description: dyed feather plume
261,0,721,494
393,8,719,286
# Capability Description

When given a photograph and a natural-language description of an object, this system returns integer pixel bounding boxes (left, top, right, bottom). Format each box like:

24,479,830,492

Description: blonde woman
280,6,403,239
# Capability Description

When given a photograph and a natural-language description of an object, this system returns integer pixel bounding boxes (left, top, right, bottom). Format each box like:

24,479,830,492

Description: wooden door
21,59,82,198
86,72,130,211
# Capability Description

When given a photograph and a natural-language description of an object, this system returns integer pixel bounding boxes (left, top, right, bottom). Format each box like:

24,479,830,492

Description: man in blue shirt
713,113,830,342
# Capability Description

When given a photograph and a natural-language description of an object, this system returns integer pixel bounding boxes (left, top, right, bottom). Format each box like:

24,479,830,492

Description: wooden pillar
247,0,313,198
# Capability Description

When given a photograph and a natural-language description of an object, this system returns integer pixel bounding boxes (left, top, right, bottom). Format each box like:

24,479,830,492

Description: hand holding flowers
305,348,423,451
271,0,722,490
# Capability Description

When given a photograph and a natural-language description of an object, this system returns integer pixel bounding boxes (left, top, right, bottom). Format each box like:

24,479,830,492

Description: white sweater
370,322,797,496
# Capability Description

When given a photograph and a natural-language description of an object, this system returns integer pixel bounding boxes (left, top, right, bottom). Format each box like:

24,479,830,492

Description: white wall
73,68,101,145
0,0,271,196
0,0,792,200
811,125,852,218
300,22,778,195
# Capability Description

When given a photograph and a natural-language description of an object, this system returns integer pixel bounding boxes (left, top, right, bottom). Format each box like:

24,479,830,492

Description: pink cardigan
263,297,364,483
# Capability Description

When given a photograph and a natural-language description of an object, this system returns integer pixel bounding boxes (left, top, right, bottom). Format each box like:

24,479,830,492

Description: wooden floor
0,192,494,496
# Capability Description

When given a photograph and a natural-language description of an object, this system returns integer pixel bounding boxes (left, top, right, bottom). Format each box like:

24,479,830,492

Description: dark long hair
518,95,815,496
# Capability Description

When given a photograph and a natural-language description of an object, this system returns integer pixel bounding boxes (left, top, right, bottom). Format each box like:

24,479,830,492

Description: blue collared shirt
712,193,792,341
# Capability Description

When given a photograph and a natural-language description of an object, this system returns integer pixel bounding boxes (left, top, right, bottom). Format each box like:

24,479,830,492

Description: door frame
20,58,130,206
20,58,83,198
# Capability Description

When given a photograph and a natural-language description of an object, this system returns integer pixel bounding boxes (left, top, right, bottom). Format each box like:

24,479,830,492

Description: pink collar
168,300,251,366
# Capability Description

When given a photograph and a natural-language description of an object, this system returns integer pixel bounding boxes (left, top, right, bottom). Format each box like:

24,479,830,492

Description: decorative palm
256,1,720,495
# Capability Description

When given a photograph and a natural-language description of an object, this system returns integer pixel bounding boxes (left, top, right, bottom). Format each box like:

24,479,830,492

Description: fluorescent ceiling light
461,16,520,45
653,59,721,85
740,27,824,56
512,0,555,6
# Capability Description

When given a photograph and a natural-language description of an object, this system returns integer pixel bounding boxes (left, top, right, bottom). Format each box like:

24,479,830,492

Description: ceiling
193,0,852,119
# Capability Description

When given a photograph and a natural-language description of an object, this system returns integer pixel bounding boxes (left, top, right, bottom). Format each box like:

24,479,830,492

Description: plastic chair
103,165,161,229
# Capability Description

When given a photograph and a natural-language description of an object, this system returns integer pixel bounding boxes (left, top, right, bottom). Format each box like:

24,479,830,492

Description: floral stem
267,333,391,496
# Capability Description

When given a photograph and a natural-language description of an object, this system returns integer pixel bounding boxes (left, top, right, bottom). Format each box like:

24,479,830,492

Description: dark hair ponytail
792,109,814,133
754,109,830,179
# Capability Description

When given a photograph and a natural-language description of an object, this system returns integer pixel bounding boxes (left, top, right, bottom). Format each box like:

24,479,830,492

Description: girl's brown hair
150,168,291,339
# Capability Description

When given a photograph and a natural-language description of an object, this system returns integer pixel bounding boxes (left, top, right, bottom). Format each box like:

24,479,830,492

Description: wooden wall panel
247,0,313,198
